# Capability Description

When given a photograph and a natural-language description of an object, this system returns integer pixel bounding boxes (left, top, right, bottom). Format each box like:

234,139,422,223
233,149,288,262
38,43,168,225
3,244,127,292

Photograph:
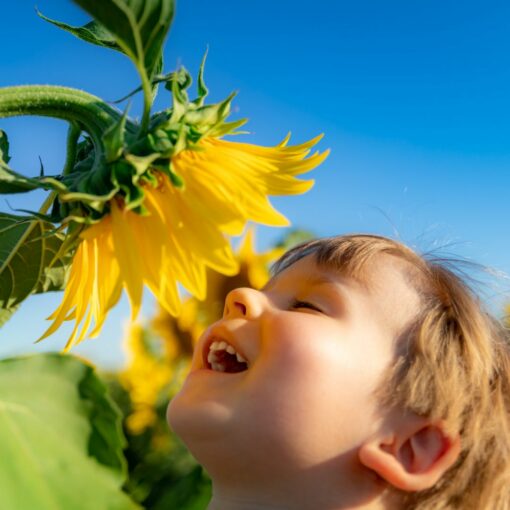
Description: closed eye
290,300,323,313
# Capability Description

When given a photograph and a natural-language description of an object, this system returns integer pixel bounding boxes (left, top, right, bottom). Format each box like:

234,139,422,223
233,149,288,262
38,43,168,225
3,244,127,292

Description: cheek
241,318,383,462
257,317,370,419
261,315,353,385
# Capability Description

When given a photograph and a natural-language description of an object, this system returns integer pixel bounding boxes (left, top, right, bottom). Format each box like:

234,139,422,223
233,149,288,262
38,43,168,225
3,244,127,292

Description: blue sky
1,1,510,367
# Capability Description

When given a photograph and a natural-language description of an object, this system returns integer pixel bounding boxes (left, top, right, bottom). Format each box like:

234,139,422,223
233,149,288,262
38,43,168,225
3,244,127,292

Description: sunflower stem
62,122,81,176
0,85,119,133
0,85,138,175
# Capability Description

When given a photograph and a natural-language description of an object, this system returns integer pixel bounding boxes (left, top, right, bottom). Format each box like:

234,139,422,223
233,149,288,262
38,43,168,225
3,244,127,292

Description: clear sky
1,0,510,367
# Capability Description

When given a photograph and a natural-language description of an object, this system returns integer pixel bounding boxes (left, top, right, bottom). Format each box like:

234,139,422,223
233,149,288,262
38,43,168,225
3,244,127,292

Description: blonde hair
272,234,510,510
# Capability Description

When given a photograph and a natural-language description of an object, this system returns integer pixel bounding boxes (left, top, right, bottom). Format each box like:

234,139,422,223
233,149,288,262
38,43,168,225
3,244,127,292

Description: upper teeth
207,340,247,369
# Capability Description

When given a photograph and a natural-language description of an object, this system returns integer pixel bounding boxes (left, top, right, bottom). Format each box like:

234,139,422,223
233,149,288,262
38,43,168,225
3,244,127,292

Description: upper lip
201,325,248,369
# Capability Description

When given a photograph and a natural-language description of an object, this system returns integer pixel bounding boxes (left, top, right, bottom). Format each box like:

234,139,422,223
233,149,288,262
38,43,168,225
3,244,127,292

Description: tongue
216,350,248,373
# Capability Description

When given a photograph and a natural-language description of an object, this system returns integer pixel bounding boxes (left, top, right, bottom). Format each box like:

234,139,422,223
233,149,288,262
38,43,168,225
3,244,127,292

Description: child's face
167,253,420,490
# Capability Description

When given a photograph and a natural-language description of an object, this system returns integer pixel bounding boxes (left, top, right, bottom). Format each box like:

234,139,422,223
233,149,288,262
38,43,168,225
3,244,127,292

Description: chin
166,390,235,445
166,394,247,477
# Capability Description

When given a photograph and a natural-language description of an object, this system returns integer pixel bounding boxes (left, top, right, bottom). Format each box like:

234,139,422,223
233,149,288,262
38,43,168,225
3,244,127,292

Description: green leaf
0,134,65,194
0,129,10,164
37,11,122,53
0,214,70,323
34,231,73,294
71,0,175,80
0,353,140,510
0,303,19,328
149,466,212,510
0,162,42,194
277,228,316,250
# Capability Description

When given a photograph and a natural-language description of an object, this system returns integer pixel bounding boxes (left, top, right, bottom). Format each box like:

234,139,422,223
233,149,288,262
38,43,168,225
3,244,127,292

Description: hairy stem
62,123,81,176
0,85,138,172
0,86,118,132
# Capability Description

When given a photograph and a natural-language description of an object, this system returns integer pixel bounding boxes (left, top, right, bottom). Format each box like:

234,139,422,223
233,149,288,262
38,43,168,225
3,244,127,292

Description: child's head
167,234,510,510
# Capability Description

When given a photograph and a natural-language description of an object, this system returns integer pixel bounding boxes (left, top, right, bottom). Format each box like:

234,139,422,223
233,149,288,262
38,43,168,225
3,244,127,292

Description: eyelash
290,300,323,313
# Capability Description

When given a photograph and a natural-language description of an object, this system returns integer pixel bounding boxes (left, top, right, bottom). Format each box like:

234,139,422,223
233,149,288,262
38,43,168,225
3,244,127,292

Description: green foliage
0,129,10,163
0,213,70,326
71,0,174,82
37,12,123,53
104,375,212,510
0,162,43,194
0,130,50,193
276,228,315,250
0,353,139,510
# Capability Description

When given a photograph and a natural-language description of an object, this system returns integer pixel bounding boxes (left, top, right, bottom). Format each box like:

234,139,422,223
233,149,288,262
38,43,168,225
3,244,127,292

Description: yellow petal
110,200,143,320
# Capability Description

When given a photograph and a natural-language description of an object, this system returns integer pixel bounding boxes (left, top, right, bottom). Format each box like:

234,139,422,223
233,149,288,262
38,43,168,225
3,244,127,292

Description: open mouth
205,339,249,373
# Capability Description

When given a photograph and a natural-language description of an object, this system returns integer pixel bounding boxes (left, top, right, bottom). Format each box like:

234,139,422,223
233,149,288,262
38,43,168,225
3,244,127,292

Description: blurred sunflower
120,228,287,434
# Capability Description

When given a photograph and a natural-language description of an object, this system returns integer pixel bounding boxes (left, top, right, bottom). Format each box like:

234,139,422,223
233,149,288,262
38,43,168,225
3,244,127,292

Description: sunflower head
37,48,328,350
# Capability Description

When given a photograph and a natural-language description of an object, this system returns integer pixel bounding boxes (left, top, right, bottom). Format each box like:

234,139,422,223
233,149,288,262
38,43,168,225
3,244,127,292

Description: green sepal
110,160,145,210
124,152,160,176
165,67,193,100
103,105,129,163
152,161,184,189
147,128,173,153
193,48,209,107
140,169,159,188
184,91,236,136
209,117,249,137
110,151,159,210
61,152,119,212
59,187,119,214
155,62,244,153
168,68,192,124
127,200,149,216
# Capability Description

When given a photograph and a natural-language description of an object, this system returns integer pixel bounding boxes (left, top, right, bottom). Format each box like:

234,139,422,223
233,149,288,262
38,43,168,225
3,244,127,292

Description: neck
205,479,397,510
207,495,391,510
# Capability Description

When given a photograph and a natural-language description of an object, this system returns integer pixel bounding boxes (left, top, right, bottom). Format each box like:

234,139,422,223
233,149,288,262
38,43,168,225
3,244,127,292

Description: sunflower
40,135,328,349
119,323,177,434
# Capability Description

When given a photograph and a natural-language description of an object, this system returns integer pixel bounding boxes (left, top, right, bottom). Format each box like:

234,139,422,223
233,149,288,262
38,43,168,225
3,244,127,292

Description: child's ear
358,418,461,492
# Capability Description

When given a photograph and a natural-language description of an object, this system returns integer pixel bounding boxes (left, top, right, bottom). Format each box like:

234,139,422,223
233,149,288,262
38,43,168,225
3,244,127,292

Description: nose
223,287,266,319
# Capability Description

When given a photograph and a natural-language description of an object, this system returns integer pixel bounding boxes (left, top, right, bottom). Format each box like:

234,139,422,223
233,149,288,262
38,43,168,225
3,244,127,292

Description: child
167,234,510,509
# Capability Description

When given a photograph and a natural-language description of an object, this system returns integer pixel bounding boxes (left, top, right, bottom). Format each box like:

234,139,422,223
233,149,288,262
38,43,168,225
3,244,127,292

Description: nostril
234,301,247,315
